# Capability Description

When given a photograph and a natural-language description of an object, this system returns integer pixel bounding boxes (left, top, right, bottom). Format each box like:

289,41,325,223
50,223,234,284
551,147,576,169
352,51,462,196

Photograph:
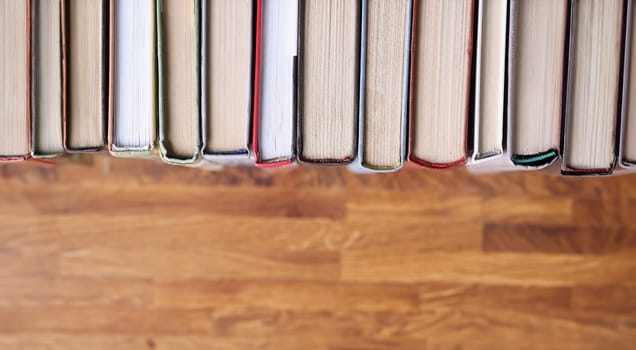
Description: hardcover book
252,0,298,167
201,0,253,165
620,0,636,169
562,0,625,175
31,0,64,159
352,0,412,172
408,0,475,168
109,0,157,158
297,0,360,165
156,0,201,165
468,0,507,172
0,1,31,161
65,0,108,152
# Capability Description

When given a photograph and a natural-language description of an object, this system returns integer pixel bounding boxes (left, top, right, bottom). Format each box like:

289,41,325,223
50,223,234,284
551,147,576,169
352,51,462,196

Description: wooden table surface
0,156,635,349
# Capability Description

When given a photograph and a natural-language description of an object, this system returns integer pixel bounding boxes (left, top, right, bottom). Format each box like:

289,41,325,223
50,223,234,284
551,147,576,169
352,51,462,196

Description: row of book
1,0,636,176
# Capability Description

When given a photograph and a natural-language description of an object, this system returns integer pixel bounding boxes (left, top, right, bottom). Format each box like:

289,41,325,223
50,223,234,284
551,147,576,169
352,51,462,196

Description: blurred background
0,156,634,349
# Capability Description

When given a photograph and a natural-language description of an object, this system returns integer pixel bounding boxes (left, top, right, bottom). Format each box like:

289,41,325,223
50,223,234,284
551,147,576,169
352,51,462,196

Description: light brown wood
1,158,636,349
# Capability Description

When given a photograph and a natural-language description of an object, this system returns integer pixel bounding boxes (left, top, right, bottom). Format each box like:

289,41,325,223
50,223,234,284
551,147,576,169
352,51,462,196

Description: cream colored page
363,0,409,168
163,0,197,158
206,0,251,153
68,0,104,149
412,0,472,164
0,1,29,157
476,0,506,156
34,0,64,154
301,0,359,161
623,0,636,163
258,0,297,161
566,0,622,170
512,0,566,156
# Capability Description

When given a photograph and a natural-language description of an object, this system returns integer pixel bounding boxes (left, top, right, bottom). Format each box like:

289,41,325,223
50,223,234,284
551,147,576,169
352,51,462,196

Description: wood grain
0,157,635,349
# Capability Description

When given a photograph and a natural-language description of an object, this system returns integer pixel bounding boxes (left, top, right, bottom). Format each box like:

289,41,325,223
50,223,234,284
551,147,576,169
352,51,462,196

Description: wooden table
0,156,634,349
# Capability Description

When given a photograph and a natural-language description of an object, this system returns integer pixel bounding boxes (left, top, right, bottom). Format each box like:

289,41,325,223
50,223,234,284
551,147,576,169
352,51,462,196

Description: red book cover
407,0,474,169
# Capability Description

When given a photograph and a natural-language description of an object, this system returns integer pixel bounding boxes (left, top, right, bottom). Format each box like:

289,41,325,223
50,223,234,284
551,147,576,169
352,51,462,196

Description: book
621,0,636,168
298,0,360,165
252,0,298,167
201,0,253,164
0,0,31,161
32,0,64,159
157,0,201,165
409,0,474,168
469,0,507,167
65,0,108,152
1,0,636,177
109,0,157,158
562,0,625,175
507,0,567,169
353,0,412,172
